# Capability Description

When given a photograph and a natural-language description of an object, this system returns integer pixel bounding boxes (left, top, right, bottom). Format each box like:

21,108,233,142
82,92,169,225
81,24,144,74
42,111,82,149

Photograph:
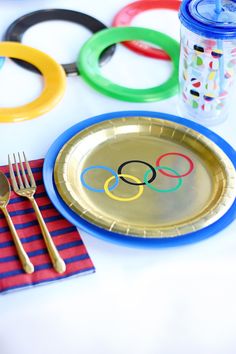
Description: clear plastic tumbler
179,0,236,125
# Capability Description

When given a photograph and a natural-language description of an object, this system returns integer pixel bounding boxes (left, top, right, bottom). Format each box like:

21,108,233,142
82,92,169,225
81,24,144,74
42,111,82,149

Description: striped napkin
0,159,95,294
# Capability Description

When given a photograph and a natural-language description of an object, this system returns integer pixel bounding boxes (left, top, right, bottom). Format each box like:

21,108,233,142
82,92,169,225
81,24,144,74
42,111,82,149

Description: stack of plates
43,111,236,246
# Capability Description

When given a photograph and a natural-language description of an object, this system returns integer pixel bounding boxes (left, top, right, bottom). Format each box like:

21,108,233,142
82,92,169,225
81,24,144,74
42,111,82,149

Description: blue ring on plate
81,165,119,193
0,57,5,69
43,111,236,247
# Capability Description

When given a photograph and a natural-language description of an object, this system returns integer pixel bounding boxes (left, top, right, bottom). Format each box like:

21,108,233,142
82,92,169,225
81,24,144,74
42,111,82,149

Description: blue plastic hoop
0,57,5,69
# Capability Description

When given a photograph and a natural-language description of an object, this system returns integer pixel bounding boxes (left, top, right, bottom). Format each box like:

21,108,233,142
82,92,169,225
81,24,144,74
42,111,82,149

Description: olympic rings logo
80,152,194,202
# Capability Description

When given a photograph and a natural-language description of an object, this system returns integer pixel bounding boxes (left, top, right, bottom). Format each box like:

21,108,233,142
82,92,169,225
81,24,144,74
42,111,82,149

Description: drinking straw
215,0,222,14
215,0,224,93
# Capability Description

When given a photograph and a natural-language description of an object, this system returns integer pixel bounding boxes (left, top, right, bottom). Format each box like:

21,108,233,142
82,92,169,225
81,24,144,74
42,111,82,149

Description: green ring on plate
77,27,179,102
144,166,183,192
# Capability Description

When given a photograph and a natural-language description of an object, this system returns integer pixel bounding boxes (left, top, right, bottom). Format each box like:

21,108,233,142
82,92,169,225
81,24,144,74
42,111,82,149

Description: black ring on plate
117,160,157,186
4,9,116,76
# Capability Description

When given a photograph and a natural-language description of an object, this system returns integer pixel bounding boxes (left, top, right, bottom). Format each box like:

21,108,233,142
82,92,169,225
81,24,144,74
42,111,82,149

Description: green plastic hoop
78,27,179,102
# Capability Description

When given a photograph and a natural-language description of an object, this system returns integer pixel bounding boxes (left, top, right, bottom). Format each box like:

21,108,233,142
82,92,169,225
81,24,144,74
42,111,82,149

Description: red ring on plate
156,152,194,178
112,0,181,60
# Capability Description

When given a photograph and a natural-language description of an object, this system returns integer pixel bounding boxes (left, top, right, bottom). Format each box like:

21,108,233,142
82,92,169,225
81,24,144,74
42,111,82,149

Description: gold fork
8,152,66,274
0,171,34,274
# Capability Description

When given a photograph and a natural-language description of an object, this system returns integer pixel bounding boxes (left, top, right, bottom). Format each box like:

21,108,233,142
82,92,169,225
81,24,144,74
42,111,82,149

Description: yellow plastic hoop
104,174,144,202
0,42,66,122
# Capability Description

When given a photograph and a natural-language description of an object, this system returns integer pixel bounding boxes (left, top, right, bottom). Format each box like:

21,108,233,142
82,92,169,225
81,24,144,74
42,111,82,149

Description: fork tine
18,152,30,188
13,153,24,189
8,154,19,191
23,152,36,188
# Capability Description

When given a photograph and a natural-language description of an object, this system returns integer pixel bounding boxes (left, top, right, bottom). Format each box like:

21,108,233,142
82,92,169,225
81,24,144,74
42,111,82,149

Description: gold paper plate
54,116,236,238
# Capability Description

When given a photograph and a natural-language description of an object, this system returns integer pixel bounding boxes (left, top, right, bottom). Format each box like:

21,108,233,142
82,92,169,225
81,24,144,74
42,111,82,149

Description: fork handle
29,198,66,274
2,207,34,274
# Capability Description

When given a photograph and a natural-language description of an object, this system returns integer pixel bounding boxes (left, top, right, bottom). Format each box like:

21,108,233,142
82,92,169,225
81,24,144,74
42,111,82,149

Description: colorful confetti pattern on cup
179,27,236,123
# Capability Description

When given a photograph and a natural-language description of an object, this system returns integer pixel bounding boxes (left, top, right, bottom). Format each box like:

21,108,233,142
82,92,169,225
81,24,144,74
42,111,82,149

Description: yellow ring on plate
0,42,66,123
104,173,144,202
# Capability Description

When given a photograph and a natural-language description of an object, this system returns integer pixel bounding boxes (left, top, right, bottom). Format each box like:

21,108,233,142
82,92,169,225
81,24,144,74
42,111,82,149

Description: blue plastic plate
43,111,236,246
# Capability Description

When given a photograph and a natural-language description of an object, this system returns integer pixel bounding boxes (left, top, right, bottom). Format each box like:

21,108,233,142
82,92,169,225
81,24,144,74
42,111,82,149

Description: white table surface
0,1,236,354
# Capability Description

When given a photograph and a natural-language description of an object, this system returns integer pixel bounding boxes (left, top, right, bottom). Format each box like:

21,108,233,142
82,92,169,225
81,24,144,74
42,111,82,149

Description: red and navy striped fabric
0,159,95,294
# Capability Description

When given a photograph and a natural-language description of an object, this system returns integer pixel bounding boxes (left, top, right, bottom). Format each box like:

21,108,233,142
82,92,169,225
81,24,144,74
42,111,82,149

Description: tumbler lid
179,0,236,39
